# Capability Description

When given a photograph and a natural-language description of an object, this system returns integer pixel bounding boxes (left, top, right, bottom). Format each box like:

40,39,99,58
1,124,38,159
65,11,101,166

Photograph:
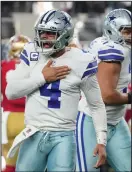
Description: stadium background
1,1,131,172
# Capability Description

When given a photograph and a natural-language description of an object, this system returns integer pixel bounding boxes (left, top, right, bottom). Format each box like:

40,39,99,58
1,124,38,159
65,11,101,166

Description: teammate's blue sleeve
98,48,124,62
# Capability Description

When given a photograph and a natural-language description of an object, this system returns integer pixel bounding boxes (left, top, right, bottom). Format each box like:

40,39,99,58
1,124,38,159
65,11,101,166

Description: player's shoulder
70,47,94,58
69,47,95,61
20,42,39,66
90,36,124,52
24,41,34,49
22,42,36,56
97,39,125,62
68,47,83,55
68,47,97,79
89,36,106,49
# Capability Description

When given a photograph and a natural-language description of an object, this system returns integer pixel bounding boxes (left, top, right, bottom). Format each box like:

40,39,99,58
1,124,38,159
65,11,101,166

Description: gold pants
2,112,25,166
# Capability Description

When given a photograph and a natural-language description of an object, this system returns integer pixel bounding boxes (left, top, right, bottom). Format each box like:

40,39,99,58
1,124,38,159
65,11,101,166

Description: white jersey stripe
76,112,87,171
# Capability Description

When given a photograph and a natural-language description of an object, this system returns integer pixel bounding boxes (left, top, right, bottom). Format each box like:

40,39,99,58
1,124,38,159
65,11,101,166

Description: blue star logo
109,16,116,21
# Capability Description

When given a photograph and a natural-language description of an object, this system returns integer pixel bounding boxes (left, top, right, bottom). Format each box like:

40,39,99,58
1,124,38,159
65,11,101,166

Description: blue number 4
39,80,61,108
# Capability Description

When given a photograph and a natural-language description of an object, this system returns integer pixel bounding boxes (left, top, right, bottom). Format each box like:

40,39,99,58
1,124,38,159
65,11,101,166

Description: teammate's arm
97,61,130,105
80,74,107,168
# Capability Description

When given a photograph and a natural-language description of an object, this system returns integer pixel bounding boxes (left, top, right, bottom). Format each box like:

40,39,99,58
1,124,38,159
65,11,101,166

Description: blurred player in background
76,8,131,172
6,10,107,171
1,35,30,172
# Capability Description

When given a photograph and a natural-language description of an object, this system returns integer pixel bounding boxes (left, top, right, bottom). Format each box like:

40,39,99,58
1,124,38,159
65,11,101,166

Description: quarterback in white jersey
5,10,107,171
77,9,131,172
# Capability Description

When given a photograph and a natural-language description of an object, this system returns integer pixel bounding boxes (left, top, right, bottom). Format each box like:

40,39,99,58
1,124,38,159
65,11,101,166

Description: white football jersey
6,42,107,131
79,36,131,125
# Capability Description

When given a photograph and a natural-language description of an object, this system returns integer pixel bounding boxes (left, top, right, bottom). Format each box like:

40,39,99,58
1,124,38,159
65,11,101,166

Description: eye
39,30,45,35
48,32,56,36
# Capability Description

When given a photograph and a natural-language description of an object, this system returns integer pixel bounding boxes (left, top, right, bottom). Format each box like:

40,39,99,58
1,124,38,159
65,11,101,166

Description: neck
51,48,66,58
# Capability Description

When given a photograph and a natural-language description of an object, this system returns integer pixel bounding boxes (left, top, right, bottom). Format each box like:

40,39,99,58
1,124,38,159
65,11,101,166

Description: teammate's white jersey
79,36,131,125
6,42,106,133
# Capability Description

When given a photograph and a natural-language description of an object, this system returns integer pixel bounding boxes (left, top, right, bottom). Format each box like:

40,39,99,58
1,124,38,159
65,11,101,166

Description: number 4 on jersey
39,80,61,109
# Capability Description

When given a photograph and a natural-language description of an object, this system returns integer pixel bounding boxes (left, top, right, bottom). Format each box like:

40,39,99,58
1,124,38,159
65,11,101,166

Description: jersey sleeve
80,75,107,145
70,48,98,79
5,43,46,100
98,46,124,62
81,54,98,79
20,43,30,66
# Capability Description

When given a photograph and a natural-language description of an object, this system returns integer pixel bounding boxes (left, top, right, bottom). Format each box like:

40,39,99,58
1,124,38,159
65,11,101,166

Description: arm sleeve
80,74,107,145
5,60,46,100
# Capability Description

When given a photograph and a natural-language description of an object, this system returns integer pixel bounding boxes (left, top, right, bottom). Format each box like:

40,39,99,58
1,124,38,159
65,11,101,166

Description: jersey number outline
39,80,61,108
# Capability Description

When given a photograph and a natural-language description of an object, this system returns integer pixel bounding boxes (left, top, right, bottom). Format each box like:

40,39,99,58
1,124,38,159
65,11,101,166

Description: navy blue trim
98,54,124,61
82,49,88,53
82,68,98,79
45,10,56,23
40,11,50,23
123,87,127,93
76,112,82,171
20,54,29,66
22,49,28,58
87,60,97,69
81,113,88,171
125,9,132,20
98,49,123,55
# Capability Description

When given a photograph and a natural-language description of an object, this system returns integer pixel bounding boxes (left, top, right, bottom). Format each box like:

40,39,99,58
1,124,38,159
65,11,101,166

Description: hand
93,144,106,169
42,60,71,82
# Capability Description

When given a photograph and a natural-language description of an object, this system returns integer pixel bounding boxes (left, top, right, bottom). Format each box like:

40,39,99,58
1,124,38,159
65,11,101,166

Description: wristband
97,131,107,146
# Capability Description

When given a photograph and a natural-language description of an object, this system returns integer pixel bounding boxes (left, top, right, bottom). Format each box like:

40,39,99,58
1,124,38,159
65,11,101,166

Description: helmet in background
103,9,131,47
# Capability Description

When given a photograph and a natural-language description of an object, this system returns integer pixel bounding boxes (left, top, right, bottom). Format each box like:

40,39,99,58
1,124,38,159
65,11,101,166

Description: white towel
7,125,39,158
2,110,10,144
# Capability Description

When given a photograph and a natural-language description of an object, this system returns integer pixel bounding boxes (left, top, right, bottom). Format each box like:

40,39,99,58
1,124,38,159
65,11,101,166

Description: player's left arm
80,74,107,168
81,74,107,145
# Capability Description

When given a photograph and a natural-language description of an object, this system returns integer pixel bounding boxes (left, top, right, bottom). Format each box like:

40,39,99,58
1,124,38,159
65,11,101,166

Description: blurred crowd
1,1,131,60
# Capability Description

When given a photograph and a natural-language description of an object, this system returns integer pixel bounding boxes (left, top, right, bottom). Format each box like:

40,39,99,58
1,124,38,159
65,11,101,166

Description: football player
76,8,131,171
1,35,30,172
6,10,107,171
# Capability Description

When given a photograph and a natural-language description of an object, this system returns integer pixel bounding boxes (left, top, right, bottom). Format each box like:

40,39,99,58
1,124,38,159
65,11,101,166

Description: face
39,31,58,48
120,27,132,45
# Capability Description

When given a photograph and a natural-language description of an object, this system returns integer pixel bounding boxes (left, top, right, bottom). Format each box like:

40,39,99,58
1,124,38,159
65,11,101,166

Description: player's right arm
5,47,45,99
